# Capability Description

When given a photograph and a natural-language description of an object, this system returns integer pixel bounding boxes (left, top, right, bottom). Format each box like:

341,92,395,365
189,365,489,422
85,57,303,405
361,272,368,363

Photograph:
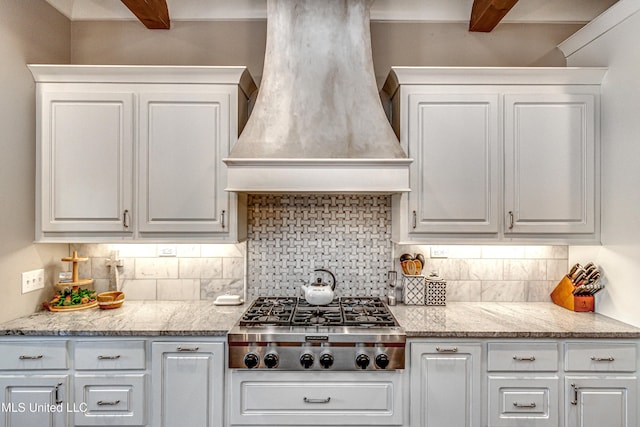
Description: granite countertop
390,302,640,338
0,301,639,338
0,301,246,337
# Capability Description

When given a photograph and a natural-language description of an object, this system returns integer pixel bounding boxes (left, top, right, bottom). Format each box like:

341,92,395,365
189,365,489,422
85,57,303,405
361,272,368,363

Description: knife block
550,276,594,312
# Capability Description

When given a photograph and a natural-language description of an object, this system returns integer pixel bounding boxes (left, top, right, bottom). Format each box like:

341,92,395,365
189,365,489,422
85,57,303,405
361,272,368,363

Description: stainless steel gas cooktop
228,297,405,371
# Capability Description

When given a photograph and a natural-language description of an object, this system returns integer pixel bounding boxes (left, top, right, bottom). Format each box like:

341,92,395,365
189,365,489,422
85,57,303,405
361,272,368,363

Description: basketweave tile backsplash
246,194,393,299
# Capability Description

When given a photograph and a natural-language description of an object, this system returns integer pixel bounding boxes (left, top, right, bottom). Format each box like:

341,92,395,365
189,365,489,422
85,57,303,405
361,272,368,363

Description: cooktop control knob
375,353,390,369
244,352,260,369
355,353,370,370
319,352,334,369
300,352,314,369
264,352,279,369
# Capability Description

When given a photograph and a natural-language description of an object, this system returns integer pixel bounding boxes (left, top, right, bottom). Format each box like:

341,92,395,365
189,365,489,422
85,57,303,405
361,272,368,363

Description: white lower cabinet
228,370,404,426
488,376,559,427
0,375,70,427
563,341,638,427
0,340,70,427
151,341,224,427
74,374,146,426
73,339,147,426
410,342,481,427
564,376,637,427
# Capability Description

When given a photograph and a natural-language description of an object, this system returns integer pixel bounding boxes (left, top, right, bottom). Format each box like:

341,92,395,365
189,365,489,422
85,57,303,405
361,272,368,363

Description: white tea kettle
301,268,336,305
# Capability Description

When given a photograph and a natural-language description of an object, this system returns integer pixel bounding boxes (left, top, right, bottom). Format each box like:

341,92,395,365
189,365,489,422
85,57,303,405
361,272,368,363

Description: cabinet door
0,375,69,427
504,93,596,234
565,376,637,427
151,342,224,427
138,91,232,233
407,93,499,234
410,342,481,427
39,90,134,233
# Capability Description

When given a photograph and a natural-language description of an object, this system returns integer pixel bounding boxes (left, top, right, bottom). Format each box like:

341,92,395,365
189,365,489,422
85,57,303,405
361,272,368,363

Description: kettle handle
314,268,336,291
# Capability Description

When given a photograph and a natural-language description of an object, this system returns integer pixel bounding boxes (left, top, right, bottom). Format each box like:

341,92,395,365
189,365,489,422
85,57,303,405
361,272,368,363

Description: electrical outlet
158,245,177,257
430,246,449,258
21,268,45,294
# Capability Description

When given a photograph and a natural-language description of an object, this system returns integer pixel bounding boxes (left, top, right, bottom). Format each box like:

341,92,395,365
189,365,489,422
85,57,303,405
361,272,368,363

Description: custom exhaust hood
223,0,411,193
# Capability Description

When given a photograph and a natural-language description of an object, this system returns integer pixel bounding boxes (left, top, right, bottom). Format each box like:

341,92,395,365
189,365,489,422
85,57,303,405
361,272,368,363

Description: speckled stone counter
0,301,246,337
390,302,640,338
1,301,639,338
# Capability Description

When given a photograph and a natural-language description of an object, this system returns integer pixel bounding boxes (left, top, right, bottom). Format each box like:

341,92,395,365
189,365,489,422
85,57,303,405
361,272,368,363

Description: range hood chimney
224,0,411,193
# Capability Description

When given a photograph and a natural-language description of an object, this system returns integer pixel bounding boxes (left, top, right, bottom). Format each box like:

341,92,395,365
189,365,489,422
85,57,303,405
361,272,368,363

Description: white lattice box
402,275,425,305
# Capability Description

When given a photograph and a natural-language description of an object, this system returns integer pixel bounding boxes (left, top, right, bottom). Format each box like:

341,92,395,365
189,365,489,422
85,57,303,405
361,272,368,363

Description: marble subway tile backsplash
65,203,567,304
395,245,568,302
68,243,246,301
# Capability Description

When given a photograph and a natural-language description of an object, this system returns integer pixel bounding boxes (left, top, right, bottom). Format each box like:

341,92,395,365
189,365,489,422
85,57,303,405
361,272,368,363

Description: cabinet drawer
75,340,146,370
0,341,68,370
488,376,559,427
488,342,558,372
74,374,146,426
230,371,403,425
565,342,637,372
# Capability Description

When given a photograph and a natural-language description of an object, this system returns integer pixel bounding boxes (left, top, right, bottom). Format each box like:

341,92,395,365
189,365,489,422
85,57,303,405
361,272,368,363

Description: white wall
0,0,70,322
564,1,640,327
69,20,581,84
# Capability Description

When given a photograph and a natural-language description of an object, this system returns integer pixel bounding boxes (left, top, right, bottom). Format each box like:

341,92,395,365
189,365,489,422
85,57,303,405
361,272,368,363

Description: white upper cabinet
385,67,605,244
407,93,500,234
38,89,134,235
504,93,596,235
138,90,232,234
30,65,255,242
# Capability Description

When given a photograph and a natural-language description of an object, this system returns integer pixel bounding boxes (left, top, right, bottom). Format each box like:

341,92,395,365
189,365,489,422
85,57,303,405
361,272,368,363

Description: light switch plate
22,268,45,294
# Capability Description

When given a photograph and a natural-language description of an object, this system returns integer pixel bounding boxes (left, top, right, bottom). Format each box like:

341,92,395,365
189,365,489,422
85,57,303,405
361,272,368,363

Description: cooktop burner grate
239,296,397,327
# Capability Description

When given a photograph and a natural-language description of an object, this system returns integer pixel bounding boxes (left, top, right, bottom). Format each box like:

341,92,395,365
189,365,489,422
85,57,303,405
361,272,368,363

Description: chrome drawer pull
98,355,121,360
513,355,536,361
513,402,537,408
19,355,43,360
97,400,121,406
591,356,615,362
177,346,199,352
436,347,458,353
304,397,331,404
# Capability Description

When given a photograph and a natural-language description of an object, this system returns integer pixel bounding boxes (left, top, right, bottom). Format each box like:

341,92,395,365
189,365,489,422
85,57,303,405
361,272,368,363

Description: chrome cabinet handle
591,356,615,362
98,355,121,360
177,346,199,352
304,397,331,404
513,355,536,361
19,355,43,360
513,402,537,408
221,210,226,228
97,400,121,406
412,210,417,229
123,209,129,229
436,347,458,353
508,211,514,230
55,382,63,405
571,383,579,405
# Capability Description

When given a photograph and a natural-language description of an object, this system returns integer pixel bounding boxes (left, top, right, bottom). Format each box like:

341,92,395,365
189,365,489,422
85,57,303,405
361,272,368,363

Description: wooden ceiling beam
120,0,170,29
469,0,519,32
